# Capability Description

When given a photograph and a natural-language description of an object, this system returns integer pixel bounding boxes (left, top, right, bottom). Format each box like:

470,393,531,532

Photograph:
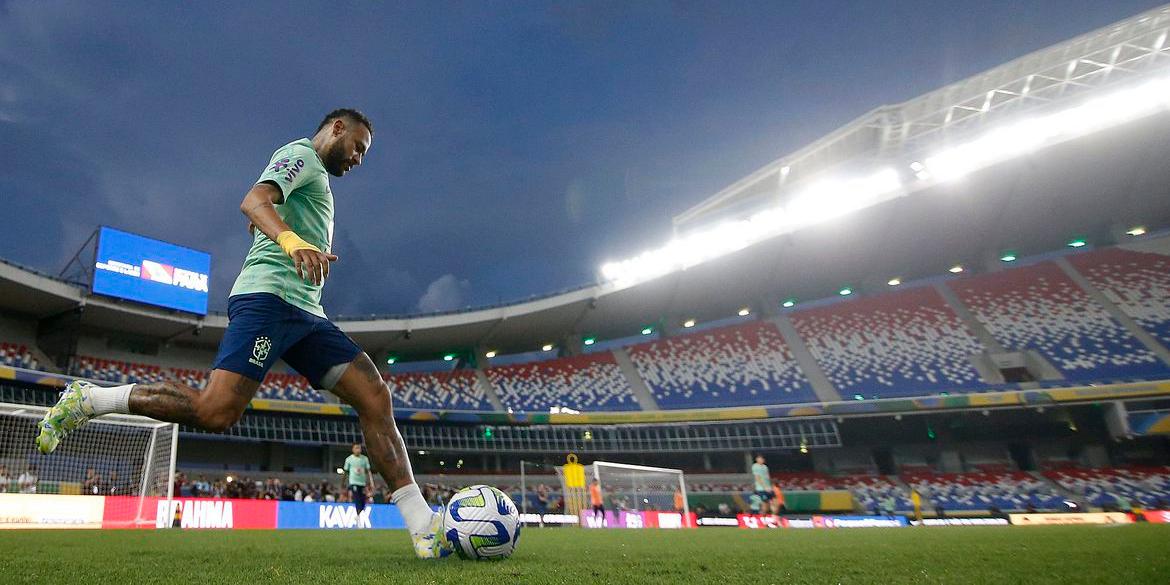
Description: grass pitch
1,525,1166,584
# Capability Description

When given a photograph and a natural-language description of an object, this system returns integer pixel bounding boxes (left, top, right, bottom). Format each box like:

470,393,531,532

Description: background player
751,455,772,512
35,108,449,558
589,479,605,522
344,443,373,522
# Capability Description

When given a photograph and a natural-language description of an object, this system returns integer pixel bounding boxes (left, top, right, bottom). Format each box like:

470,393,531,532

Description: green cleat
36,380,97,454
412,511,453,559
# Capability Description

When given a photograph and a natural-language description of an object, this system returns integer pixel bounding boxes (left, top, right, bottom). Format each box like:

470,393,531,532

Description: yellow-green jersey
752,462,770,491
229,138,334,318
344,454,371,487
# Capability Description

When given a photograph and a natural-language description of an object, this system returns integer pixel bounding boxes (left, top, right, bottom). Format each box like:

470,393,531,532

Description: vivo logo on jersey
156,500,234,529
319,504,372,529
282,158,305,183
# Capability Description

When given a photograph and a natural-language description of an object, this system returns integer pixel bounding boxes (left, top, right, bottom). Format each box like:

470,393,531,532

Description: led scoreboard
92,226,211,315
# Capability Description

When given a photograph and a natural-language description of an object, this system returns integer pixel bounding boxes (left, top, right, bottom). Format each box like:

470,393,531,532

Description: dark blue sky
1,0,1163,316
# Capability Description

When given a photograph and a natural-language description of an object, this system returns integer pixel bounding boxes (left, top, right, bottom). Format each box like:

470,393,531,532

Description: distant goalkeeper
36,109,449,558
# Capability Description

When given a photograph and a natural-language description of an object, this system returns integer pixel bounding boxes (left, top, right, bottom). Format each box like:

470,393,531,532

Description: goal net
590,461,688,516
0,402,177,528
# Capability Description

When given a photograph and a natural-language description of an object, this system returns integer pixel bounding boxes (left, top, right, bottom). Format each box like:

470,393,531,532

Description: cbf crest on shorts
249,336,272,367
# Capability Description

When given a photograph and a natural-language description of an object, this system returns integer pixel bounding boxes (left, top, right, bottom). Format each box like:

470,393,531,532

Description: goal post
0,402,177,529
590,461,688,518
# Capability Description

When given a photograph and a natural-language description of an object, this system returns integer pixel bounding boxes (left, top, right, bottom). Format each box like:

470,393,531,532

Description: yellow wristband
275,230,321,257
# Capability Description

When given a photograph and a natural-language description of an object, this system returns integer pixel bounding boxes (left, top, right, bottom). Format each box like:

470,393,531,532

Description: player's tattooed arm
240,182,337,285
239,182,289,242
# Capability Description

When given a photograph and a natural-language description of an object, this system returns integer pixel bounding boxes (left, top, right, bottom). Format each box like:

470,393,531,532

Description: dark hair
316,108,373,135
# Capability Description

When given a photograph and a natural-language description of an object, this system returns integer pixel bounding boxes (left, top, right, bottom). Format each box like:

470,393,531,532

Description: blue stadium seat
951,261,1169,383
385,370,492,411
1069,248,1170,351
628,321,816,409
791,286,987,399
488,352,639,412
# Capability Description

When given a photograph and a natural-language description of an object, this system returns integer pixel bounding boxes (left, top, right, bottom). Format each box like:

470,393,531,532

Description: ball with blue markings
442,484,521,560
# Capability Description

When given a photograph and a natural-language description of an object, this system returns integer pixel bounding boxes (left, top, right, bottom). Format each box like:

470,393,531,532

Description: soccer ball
441,484,521,560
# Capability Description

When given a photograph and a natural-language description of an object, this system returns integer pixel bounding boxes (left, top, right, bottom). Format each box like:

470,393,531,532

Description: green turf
1,525,1167,584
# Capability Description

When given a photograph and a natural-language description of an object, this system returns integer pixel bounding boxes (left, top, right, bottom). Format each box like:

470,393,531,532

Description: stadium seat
771,472,913,512
628,321,816,409
1044,466,1170,508
0,342,38,370
258,372,322,403
950,261,1169,382
487,352,639,412
790,286,987,399
903,471,1064,512
1067,248,1170,350
385,370,492,411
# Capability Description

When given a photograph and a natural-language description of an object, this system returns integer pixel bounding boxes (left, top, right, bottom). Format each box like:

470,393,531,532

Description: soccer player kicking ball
36,109,450,559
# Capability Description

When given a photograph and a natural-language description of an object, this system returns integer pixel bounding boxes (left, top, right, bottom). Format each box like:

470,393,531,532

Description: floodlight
924,77,1170,182
599,169,901,286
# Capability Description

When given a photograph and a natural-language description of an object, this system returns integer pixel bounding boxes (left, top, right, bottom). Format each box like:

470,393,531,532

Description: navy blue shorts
349,485,367,513
212,293,361,389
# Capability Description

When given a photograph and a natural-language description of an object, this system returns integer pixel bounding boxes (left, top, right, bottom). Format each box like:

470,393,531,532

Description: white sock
84,383,134,415
391,483,435,534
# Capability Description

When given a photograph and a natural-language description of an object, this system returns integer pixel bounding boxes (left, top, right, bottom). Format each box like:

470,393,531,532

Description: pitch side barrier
4,364,1170,426
0,493,418,530
3,493,1167,530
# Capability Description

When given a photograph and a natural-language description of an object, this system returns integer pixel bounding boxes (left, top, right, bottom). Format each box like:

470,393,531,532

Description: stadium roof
3,4,1170,361
672,3,1170,229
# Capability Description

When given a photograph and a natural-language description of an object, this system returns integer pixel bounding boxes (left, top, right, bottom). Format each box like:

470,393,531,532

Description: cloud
416,274,471,313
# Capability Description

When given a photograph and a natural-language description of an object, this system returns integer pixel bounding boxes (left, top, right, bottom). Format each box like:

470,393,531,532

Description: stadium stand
72,356,167,385
771,472,914,513
951,261,1169,382
0,342,38,370
15,246,1170,411
790,286,986,399
260,372,320,403
1045,466,1170,508
384,370,492,411
627,321,816,409
903,471,1064,512
1067,248,1170,349
487,352,639,412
